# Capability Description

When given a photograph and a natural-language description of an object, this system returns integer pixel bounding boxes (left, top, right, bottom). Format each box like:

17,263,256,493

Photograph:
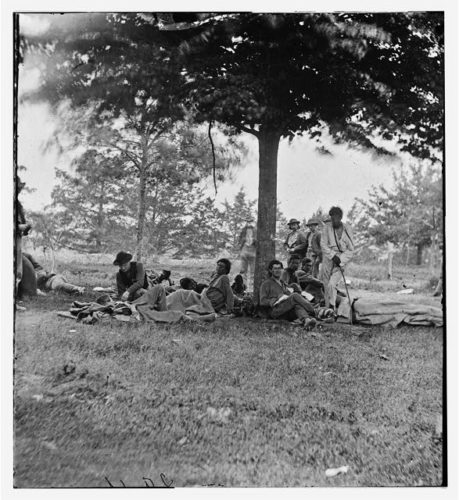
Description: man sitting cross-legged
114,251,149,302
259,259,316,330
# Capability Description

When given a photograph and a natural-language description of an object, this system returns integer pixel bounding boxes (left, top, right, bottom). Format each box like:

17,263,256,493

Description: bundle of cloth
336,297,443,328
59,286,217,325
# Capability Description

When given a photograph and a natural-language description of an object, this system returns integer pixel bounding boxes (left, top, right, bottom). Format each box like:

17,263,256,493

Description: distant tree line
348,163,443,270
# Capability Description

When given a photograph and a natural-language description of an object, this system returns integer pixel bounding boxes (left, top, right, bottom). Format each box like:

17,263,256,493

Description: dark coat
116,261,148,300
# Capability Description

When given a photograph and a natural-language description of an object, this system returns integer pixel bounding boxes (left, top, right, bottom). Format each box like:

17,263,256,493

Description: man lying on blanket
136,258,236,315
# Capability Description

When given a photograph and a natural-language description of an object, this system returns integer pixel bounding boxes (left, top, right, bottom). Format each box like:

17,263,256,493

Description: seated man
259,259,316,329
202,258,235,314
281,254,302,292
231,274,247,297
295,257,325,305
114,251,149,302
22,252,85,295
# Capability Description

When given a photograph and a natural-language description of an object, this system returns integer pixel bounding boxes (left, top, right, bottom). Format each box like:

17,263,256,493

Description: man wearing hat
114,251,149,302
237,216,257,291
306,218,322,278
283,218,308,260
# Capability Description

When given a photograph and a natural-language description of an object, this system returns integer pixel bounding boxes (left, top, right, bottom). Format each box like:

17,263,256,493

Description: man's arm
126,262,146,298
22,252,44,271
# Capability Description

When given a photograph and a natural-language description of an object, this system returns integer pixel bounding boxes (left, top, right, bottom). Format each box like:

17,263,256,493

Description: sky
18,99,400,220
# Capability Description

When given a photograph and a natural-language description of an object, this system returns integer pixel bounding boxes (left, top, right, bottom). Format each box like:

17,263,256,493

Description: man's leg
312,256,320,278
246,256,255,292
271,294,314,321
321,258,333,308
325,268,343,310
49,275,83,294
134,284,167,311
239,250,249,275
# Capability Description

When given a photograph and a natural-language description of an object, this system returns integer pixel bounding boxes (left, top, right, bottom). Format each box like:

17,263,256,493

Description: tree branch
239,124,259,137
208,120,217,195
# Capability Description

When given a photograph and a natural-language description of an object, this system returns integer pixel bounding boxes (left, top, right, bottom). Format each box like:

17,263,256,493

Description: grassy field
13,253,444,487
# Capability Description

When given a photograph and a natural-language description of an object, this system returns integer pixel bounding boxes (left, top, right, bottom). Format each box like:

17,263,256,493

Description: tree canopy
20,12,444,294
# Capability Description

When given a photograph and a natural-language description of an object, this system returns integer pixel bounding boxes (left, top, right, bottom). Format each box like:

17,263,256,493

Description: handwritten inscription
105,474,174,488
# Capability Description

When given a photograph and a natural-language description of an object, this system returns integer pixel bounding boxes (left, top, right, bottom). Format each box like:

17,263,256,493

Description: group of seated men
18,206,353,331
113,204,353,329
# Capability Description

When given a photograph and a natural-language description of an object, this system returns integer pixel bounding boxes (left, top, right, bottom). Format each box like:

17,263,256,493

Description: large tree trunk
254,128,281,303
387,242,394,280
136,167,147,261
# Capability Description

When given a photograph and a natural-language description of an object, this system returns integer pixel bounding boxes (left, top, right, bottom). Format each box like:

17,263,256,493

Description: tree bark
429,235,437,275
387,244,394,280
254,127,281,303
95,185,104,252
136,166,147,261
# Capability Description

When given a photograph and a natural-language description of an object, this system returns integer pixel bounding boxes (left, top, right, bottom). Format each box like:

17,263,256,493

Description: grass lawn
13,256,444,487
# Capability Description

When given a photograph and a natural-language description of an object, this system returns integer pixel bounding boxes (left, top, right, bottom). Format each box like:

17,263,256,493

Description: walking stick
338,266,353,326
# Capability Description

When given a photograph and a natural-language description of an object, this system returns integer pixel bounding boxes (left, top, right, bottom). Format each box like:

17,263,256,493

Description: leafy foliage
348,163,443,262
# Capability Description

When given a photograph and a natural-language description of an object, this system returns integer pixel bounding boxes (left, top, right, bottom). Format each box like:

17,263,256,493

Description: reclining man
259,259,316,329
22,252,85,295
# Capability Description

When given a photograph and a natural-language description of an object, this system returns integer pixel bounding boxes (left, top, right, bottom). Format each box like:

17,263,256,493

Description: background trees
155,11,444,294
20,12,444,293
348,163,443,270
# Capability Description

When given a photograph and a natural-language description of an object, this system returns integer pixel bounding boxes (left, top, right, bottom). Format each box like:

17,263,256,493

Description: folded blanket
133,288,216,324
337,297,443,328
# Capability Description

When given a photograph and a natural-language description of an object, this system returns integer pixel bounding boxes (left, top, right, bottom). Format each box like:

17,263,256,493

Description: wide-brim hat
287,218,300,226
306,218,320,226
113,251,133,266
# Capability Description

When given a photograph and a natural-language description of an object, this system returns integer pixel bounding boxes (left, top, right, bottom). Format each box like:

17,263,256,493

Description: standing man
306,218,322,278
237,216,257,291
321,207,354,311
283,218,308,260
15,177,32,308
114,251,149,302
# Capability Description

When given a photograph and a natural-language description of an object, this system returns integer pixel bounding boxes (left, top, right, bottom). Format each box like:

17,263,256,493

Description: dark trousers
271,293,315,321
